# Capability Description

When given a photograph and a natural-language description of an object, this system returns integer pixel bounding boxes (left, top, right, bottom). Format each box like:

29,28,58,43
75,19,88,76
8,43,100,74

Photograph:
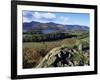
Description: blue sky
23,11,90,27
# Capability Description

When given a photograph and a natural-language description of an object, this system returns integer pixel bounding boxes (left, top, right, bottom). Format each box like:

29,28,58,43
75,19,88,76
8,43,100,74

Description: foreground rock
36,46,89,68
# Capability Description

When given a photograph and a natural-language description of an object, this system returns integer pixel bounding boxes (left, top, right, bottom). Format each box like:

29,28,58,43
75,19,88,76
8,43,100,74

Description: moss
71,52,81,62
81,54,88,64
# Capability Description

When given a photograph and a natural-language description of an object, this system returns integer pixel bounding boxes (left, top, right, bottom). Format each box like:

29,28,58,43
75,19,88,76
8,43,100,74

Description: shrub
23,48,42,68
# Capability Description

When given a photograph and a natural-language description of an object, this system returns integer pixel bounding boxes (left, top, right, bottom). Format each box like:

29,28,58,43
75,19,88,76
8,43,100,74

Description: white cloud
23,11,69,25
33,12,56,20
33,12,42,19
42,13,56,19
23,17,32,23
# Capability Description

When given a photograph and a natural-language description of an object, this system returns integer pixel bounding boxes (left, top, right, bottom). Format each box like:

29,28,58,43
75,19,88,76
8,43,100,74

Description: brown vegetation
23,48,42,68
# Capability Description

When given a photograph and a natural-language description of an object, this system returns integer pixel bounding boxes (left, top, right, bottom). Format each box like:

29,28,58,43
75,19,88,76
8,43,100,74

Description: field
23,31,89,68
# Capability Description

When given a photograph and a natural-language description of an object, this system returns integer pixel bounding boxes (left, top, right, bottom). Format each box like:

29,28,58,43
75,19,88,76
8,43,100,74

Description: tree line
23,32,77,42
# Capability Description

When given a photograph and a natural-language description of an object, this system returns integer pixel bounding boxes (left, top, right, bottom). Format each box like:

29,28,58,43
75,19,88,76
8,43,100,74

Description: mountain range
23,21,89,33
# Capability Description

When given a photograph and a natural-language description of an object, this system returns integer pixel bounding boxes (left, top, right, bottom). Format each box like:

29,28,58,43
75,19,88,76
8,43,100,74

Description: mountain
64,25,89,31
23,21,89,33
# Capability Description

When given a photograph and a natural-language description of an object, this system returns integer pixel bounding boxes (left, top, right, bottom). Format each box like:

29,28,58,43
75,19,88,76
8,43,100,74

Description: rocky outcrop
36,45,89,68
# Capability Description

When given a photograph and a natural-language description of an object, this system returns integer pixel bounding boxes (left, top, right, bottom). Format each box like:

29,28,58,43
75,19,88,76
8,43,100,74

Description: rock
64,64,68,67
79,59,84,66
78,44,82,51
57,61,62,67
36,46,89,68
68,60,74,66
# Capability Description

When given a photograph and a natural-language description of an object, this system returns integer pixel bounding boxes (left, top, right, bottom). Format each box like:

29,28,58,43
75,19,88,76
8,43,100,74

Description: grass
23,38,79,49
23,31,90,68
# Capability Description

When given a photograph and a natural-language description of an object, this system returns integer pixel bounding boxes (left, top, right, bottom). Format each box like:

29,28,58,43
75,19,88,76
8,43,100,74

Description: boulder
36,46,89,68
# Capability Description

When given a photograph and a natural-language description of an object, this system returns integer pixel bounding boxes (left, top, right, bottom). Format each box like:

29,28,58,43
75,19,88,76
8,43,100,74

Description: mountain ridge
23,21,89,32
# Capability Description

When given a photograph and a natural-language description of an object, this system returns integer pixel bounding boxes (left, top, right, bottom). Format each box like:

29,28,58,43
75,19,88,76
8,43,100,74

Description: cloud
23,11,56,22
23,17,32,22
33,12,56,20
60,16,68,22
33,12,42,19
41,13,56,19
23,11,69,25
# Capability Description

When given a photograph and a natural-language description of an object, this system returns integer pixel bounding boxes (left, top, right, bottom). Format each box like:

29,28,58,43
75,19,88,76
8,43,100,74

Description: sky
23,11,90,27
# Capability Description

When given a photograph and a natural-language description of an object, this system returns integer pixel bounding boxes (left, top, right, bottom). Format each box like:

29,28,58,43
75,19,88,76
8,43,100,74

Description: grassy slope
23,38,80,49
